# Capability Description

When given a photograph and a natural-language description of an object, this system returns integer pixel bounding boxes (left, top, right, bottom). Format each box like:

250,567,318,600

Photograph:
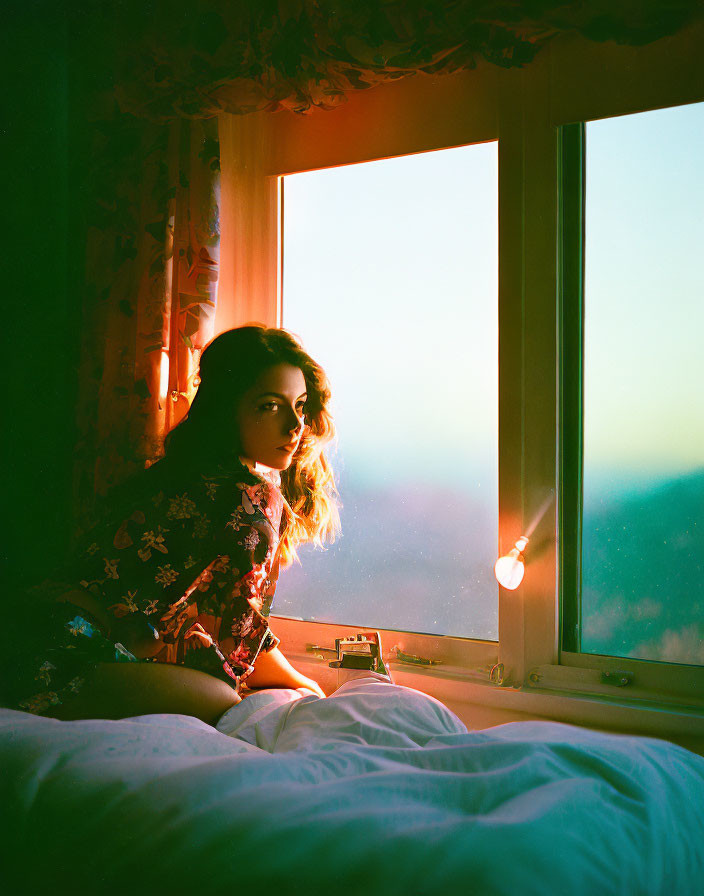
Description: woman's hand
112,614,164,659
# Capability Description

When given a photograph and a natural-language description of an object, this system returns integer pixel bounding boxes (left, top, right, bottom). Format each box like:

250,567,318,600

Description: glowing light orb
494,536,529,590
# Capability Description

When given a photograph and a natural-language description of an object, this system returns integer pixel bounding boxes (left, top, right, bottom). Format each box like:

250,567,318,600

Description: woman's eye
259,401,306,414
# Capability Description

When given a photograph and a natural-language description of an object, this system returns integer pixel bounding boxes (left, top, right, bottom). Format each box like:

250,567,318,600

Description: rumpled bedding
1,679,702,896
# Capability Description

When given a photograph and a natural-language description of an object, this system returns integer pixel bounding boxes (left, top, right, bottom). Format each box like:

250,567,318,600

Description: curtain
73,107,220,534
109,0,704,121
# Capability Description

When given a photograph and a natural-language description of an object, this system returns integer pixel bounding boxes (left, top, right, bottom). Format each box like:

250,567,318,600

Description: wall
3,5,82,587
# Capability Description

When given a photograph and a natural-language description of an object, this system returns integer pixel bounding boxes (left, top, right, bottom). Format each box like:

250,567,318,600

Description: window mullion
498,59,560,688
557,122,585,655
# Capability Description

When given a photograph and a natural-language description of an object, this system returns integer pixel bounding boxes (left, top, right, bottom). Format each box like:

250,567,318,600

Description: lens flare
494,536,529,590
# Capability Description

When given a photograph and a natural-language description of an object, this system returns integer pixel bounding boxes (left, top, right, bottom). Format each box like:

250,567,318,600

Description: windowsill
286,652,704,757
270,616,703,755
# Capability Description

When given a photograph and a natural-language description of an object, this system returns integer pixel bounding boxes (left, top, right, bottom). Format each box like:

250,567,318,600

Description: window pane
582,102,704,665
278,144,498,639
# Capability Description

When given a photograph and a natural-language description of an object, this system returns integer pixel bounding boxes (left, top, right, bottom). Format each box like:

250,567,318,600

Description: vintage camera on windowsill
328,631,393,685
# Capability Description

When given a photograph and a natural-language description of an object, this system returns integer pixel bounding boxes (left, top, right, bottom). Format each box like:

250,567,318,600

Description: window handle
392,646,441,667
306,644,338,658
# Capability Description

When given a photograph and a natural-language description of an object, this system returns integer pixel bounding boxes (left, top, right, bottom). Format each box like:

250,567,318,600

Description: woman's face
236,363,308,470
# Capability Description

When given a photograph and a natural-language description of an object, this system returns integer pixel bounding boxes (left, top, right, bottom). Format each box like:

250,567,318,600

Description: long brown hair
164,325,341,567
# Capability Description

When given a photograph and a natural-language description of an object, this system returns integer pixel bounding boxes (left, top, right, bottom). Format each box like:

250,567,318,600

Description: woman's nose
285,407,304,436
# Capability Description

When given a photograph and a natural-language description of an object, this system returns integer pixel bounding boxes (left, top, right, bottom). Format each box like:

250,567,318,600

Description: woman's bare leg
49,662,242,726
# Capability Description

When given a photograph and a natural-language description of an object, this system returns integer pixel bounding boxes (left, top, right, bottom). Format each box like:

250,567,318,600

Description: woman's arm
245,646,326,697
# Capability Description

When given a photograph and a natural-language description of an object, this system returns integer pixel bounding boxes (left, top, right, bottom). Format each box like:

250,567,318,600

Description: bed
2,678,703,895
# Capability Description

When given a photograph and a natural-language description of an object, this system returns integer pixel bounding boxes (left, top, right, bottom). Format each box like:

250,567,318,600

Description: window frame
557,113,704,708
216,22,704,723
546,30,704,710
557,121,584,659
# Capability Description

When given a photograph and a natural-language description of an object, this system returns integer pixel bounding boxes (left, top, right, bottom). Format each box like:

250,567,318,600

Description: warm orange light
494,492,555,590
494,536,529,590
159,349,170,402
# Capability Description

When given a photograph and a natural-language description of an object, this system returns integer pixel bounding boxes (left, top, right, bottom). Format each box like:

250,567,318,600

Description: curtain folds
73,108,220,533
107,0,704,121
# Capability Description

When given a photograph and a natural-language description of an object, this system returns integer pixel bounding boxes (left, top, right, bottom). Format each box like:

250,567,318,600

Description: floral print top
55,454,285,688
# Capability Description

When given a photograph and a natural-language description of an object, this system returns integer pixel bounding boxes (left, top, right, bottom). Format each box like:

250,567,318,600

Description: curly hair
163,325,341,567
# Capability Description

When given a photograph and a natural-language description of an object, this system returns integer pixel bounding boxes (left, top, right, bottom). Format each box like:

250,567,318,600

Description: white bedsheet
1,679,703,895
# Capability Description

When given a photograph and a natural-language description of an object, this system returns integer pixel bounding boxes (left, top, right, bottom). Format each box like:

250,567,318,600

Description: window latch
308,632,392,676
392,646,441,667
600,670,633,687
527,664,635,694
307,640,442,669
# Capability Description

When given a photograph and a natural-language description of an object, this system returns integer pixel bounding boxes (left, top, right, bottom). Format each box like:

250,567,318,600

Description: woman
2,326,341,725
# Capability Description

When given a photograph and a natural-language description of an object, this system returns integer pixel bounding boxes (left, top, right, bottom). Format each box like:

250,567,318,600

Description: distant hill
582,468,704,664
275,479,499,640
274,469,703,665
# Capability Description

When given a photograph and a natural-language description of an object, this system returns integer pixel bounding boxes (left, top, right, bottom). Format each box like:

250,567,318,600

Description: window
580,102,704,666
277,144,499,641
559,101,704,704
223,26,704,717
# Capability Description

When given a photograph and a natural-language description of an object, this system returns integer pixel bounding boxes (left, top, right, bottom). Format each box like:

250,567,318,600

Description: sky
281,140,499,498
584,101,704,489
281,142,500,638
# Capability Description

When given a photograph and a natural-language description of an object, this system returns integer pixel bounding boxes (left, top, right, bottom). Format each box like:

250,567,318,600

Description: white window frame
216,21,704,741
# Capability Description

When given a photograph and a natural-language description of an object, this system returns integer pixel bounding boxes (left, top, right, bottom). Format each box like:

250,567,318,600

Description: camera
328,630,392,684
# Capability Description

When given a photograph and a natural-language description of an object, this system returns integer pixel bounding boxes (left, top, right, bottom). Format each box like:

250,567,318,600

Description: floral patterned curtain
73,98,220,532
108,0,704,120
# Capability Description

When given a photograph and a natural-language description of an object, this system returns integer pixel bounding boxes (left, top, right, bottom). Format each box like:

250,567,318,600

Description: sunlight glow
159,348,170,402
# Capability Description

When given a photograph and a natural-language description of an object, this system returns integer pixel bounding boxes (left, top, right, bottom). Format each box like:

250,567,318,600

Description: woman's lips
277,443,297,452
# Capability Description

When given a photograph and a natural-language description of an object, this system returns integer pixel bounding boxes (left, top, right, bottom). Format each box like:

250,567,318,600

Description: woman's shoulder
95,454,282,526
102,453,250,499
